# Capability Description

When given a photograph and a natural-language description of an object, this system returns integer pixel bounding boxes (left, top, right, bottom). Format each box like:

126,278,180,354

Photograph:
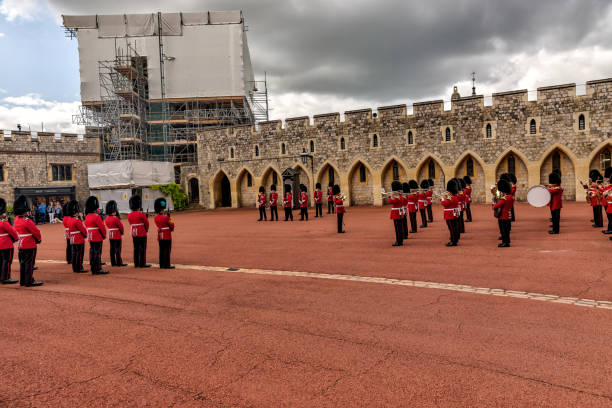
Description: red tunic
327,187,334,202
388,196,402,220
0,219,18,250
269,192,278,207
588,185,601,207
407,193,418,213
457,192,465,210
400,195,408,218
257,193,267,208
417,192,427,210
14,216,41,249
283,193,292,208
84,213,106,242
128,211,149,237
299,192,309,208
314,191,323,204
464,186,472,203
441,196,459,220
62,215,72,239
493,194,515,220
68,217,87,245
602,186,612,209
334,196,345,214
154,214,174,241
104,215,124,240
548,186,563,210
426,190,433,205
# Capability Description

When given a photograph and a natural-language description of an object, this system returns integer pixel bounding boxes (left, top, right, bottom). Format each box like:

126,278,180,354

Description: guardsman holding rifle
128,195,151,268
0,198,18,284
463,176,472,222
333,184,345,233
299,184,309,221
407,180,419,233
13,196,43,286
548,171,563,234
440,180,460,247
314,183,323,218
62,203,72,264
269,184,279,221
84,196,109,275
257,186,267,222
327,183,335,214
283,185,293,221
67,200,87,273
388,181,404,247
105,200,127,267
493,178,514,247
154,198,175,269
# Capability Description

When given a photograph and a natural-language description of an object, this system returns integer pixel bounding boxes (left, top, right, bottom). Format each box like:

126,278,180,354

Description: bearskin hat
129,195,142,211
458,178,466,189
13,195,29,215
402,182,410,193
391,181,402,192
67,200,80,217
328,182,334,188
271,184,277,191
446,180,459,195
408,180,419,191
420,179,429,189
0,198,6,215
605,167,612,180
463,175,472,185
300,184,307,192
332,184,341,195
316,182,321,189
284,184,291,193
500,173,511,182
259,186,265,193
589,169,602,182
105,200,118,216
549,172,562,185
497,179,512,195
85,196,99,214
509,173,517,184
428,178,435,187
154,197,167,214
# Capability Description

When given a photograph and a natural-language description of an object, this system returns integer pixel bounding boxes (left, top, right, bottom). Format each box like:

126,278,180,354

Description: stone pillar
340,172,351,207
573,158,589,202
207,178,216,209
483,164,498,204
372,170,383,206
230,179,239,208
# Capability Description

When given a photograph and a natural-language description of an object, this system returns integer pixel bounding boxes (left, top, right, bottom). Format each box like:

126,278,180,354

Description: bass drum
527,185,551,207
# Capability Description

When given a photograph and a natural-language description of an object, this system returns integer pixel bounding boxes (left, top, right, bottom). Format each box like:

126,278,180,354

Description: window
281,143,286,155
466,158,474,177
255,145,259,157
445,128,451,142
51,164,72,181
340,137,346,150
247,173,253,187
486,124,492,139
601,150,611,170
552,152,561,175
408,131,414,145
392,163,399,181
328,167,335,185
530,119,537,134
359,165,366,182
372,134,378,148
310,140,315,153
230,147,235,159
507,154,516,175
428,160,436,179
0,164,4,182
579,114,585,131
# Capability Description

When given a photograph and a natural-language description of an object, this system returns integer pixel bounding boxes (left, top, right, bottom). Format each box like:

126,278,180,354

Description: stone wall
196,78,612,209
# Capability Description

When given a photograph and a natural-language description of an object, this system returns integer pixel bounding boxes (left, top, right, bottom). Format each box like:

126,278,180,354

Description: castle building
195,78,612,208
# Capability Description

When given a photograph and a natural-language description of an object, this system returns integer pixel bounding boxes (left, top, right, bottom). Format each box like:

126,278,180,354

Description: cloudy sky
1,0,611,132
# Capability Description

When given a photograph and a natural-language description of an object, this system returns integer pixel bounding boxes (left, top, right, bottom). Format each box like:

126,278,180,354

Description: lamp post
300,148,315,204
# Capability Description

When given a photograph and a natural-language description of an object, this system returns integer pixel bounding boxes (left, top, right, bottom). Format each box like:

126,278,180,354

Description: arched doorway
317,162,339,190
212,171,232,208
455,155,485,202
293,164,311,192
381,159,407,204
589,145,612,175
261,167,281,193
348,161,373,206
495,152,529,201
237,169,255,208
417,158,445,188
540,149,575,201
188,178,200,204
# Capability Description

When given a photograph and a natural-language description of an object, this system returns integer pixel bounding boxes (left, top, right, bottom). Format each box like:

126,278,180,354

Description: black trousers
109,239,123,266
270,206,278,221
328,201,335,214
159,240,172,268
459,211,465,233
284,208,293,221
511,206,516,222
337,213,344,233
446,219,460,244
0,248,14,281
66,239,72,264
409,212,418,232
419,209,428,227
499,219,511,244
71,243,84,272
593,206,603,227
551,209,561,233
18,248,35,286
258,206,267,221
133,237,147,267
300,207,308,221
607,212,612,232
402,216,409,239
89,241,103,273
315,203,323,217
465,203,472,222
427,205,433,222
393,219,403,245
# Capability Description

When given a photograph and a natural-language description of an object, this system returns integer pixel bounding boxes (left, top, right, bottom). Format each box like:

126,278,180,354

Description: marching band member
441,180,460,247
426,179,435,223
389,181,404,246
84,196,108,275
314,183,323,217
62,203,72,264
581,170,603,228
333,184,345,233
299,184,309,221
0,198,18,284
407,180,419,233
401,182,410,240
327,183,335,214
509,173,517,222
13,196,43,286
269,184,279,221
283,184,293,221
104,200,127,267
603,167,612,235
463,176,473,222
67,200,87,273
257,186,267,222
128,195,151,268
548,172,563,234
418,180,429,228
457,178,466,233
154,198,175,269
493,178,514,247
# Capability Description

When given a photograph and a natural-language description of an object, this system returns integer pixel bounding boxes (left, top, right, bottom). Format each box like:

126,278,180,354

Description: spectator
55,202,62,220
38,202,47,224
48,202,55,223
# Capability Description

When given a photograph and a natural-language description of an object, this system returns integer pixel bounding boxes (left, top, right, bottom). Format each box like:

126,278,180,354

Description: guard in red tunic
407,180,419,233
418,180,429,228
62,203,72,264
128,195,151,268
457,178,466,233
582,170,603,228
401,182,410,240
269,184,279,221
493,179,515,247
13,196,43,286
283,184,293,221
314,183,323,218
333,184,345,233
66,200,87,273
84,196,108,275
441,180,460,247
389,181,404,247
154,198,175,269
603,167,612,235
299,184,309,221
257,186,267,221
105,200,127,267
509,173,517,222
426,179,435,223
0,198,18,284
463,176,473,222
327,183,335,214
548,172,563,234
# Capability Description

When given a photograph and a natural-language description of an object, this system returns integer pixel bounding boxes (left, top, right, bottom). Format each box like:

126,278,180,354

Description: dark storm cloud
50,0,612,103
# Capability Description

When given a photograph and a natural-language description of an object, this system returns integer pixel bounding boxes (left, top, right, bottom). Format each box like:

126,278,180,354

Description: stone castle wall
194,78,612,209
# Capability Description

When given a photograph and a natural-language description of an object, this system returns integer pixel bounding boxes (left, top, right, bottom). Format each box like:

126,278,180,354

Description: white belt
18,234,32,238
132,223,144,226
0,234,8,237
391,207,401,211
444,209,456,212
87,227,99,231
336,204,344,207
70,231,81,235
108,228,119,231
160,227,170,230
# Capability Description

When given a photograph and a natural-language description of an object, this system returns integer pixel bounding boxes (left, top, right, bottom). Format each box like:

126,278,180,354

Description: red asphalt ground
1,203,612,407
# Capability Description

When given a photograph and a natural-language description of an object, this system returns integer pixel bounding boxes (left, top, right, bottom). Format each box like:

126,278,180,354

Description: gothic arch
291,162,312,193
347,158,374,206
315,160,340,189
587,140,612,172
495,150,530,202
539,145,576,201
454,152,487,203
260,165,282,193
538,143,578,167
236,166,256,208
493,147,531,171
210,169,232,209
415,154,446,186
453,150,487,171
380,156,408,201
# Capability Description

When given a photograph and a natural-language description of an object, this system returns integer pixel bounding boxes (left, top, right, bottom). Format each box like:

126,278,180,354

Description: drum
527,185,551,207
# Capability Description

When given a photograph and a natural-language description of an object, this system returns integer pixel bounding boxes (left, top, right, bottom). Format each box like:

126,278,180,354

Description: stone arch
415,155,446,187
380,156,408,202
494,149,530,202
539,145,576,201
187,176,200,204
454,151,487,203
236,166,256,208
315,160,341,189
587,140,612,174
292,162,312,194
210,169,232,208
261,165,282,194
347,158,374,206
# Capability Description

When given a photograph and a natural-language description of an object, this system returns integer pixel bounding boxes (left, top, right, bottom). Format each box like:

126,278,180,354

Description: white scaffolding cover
88,160,174,189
